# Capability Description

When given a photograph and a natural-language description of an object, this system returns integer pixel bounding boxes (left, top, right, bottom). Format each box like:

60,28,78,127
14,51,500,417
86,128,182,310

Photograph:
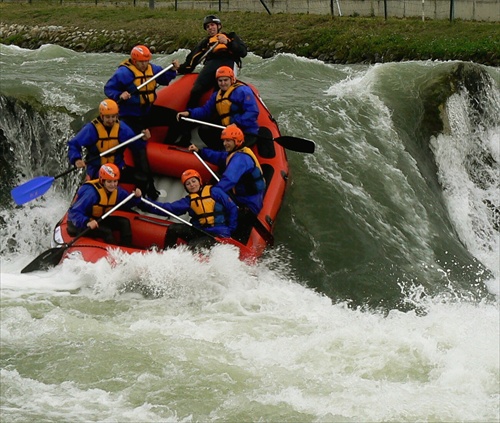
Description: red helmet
216,66,235,83
131,45,152,62
99,163,120,181
99,99,119,116
221,124,244,148
181,169,202,186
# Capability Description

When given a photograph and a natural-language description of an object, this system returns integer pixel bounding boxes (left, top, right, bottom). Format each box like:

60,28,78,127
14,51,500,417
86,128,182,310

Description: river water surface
1,44,499,422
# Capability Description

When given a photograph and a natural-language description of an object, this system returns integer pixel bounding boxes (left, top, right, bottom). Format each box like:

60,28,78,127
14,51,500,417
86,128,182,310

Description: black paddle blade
21,246,67,274
274,136,316,154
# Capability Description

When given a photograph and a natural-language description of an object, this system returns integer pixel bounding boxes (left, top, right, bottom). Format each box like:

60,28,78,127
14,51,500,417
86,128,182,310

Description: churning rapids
1,44,499,422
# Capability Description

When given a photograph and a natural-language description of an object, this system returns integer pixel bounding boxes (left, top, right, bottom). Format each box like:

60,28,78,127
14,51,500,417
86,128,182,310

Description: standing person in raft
175,15,248,145
143,169,238,250
176,65,259,149
67,99,157,196
67,164,142,247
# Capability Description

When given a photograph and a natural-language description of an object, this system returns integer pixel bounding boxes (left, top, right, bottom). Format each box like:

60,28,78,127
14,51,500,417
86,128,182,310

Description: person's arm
104,67,135,102
225,32,247,59
67,124,97,166
215,153,253,194
67,185,98,229
178,38,209,74
150,63,178,86
230,87,259,128
199,148,228,168
141,196,190,217
188,92,217,121
211,187,238,234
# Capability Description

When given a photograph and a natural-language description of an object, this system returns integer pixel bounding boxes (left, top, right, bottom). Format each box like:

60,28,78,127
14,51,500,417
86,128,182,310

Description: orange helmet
99,99,119,116
131,45,152,62
221,124,244,147
99,163,120,181
216,66,235,83
181,169,202,186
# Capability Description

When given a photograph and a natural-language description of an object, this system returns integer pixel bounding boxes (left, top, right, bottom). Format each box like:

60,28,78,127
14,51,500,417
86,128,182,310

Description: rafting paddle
20,192,136,274
131,64,174,93
11,132,144,206
180,116,316,154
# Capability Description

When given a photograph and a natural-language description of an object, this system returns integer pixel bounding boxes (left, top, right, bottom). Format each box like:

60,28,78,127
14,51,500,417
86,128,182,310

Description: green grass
1,4,499,65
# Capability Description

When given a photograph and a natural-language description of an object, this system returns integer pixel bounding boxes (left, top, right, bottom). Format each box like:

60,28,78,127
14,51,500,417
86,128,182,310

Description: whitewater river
0,44,499,422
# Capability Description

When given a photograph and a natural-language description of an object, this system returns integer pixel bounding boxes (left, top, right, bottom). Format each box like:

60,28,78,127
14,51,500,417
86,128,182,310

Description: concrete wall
174,0,499,22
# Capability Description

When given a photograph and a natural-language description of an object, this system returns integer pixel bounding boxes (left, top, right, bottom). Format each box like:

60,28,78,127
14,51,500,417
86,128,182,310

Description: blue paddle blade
11,176,55,205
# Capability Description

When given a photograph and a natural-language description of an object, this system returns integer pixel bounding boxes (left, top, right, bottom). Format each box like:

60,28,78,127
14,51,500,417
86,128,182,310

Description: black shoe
164,127,180,145
146,185,160,200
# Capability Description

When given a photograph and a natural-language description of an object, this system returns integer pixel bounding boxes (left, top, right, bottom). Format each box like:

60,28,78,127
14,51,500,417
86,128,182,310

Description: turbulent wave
1,245,499,422
264,57,499,307
1,45,499,307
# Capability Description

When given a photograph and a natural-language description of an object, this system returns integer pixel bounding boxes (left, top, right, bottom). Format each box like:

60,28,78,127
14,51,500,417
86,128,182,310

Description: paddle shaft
53,166,82,181
198,41,219,65
180,116,315,154
194,151,222,182
136,64,173,91
140,197,217,241
27,132,141,183
93,132,144,157
74,131,145,168
182,117,224,130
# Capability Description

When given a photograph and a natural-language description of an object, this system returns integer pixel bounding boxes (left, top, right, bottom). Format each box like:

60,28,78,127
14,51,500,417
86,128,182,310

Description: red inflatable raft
50,74,290,264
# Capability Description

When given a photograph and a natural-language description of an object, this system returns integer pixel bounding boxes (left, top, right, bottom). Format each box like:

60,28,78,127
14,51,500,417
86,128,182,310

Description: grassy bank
1,4,499,65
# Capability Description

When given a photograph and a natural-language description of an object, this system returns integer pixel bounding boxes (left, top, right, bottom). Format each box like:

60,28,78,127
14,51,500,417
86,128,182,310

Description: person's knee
164,224,184,248
120,233,132,247
67,221,80,237
101,228,115,244
188,236,216,251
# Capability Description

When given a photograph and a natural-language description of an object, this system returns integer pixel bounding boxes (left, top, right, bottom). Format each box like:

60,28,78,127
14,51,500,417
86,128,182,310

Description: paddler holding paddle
188,124,266,243
104,45,179,134
176,66,259,149
67,98,159,199
141,169,238,251
67,163,142,247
